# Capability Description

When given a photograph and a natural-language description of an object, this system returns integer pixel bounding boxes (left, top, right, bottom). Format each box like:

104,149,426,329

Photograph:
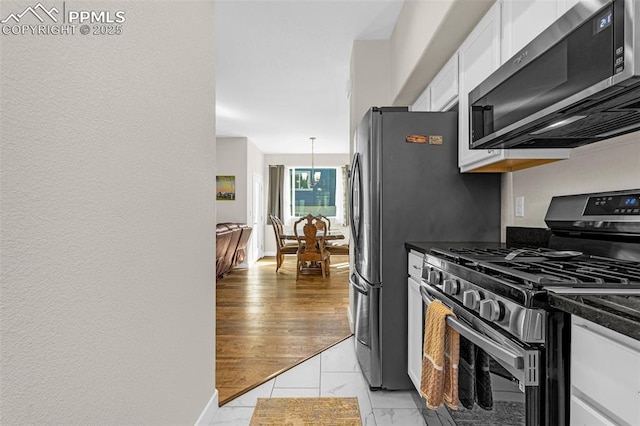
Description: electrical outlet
515,196,525,217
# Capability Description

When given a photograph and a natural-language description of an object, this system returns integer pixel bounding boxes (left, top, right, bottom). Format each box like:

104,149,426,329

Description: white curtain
334,167,345,225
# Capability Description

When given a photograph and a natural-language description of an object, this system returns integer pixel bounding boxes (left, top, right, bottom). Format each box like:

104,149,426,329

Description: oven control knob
462,290,481,310
443,279,460,295
428,269,442,286
479,299,504,321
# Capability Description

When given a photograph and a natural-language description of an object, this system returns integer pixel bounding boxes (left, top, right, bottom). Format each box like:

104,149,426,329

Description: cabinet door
458,2,502,170
558,0,581,16
407,275,423,392
411,87,431,112
571,316,640,425
501,0,561,63
430,53,458,112
570,394,618,426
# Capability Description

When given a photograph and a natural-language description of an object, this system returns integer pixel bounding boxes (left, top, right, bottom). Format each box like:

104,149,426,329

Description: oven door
420,284,543,426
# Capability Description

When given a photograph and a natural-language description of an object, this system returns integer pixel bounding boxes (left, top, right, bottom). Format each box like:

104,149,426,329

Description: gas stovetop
421,190,640,343
430,247,640,292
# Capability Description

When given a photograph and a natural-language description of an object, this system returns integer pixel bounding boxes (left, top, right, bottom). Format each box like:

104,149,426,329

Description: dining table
281,229,345,242
281,229,345,276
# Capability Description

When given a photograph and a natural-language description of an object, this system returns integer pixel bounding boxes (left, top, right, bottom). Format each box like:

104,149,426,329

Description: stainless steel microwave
470,0,640,150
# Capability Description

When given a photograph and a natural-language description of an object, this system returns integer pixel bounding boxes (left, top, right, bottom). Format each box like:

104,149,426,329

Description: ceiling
215,0,404,155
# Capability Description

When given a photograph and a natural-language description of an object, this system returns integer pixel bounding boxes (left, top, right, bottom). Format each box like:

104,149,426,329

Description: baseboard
194,388,219,426
264,251,276,256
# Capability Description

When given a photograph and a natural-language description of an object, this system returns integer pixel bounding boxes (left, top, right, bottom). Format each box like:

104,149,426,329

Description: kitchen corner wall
502,133,640,239
0,2,216,424
349,40,392,148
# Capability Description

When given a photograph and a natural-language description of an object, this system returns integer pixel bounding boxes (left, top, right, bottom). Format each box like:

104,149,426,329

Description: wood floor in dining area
216,254,352,405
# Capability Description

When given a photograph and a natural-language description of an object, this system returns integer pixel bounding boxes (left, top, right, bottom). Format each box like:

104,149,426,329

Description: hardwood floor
216,254,352,405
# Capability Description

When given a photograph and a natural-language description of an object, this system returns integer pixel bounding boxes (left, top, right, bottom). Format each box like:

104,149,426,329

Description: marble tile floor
210,336,457,426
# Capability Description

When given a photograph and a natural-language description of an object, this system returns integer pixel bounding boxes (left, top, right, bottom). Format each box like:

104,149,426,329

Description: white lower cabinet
407,251,424,392
571,394,617,426
571,316,640,426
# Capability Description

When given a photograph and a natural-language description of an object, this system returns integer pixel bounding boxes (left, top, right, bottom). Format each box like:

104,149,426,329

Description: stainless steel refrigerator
349,106,501,390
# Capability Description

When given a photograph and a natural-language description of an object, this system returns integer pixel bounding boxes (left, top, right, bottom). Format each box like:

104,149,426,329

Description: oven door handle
420,285,525,372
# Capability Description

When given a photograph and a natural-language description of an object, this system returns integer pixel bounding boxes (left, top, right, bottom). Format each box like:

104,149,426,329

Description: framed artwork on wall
216,175,235,200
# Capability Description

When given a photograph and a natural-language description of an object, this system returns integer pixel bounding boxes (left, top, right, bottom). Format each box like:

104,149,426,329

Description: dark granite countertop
548,293,640,341
405,240,640,342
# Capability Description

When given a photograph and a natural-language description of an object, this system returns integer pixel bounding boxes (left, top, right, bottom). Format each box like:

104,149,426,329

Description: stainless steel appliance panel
349,107,501,390
470,0,640,150
350,271,381,387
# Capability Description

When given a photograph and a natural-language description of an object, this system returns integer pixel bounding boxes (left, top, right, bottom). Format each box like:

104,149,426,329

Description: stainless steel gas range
419,189,640,425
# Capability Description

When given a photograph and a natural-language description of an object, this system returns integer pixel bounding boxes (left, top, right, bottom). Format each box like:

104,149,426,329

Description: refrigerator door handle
348,153,361,245
350,273,369,295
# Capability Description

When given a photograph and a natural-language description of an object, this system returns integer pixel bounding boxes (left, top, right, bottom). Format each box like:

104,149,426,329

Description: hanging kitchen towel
458,335,476,410
420,300,460,410
475,347,494,410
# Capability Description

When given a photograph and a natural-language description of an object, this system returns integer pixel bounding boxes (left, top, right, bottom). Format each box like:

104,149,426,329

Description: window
285,167,344,222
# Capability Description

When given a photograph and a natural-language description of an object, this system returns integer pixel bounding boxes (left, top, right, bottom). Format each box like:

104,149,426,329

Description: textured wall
0,1,216,423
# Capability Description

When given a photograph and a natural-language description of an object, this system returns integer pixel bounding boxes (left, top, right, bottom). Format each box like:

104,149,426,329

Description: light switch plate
515,196,525,217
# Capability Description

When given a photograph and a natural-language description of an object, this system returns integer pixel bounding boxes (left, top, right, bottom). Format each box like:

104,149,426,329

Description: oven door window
421,287,543,425
441,351,528,425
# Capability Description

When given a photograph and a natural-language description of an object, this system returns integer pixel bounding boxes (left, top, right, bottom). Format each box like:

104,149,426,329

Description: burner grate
432,246,640,289
481,257,640,288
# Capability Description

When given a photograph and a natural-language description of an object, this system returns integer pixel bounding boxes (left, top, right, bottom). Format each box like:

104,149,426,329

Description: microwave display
595,9,613,34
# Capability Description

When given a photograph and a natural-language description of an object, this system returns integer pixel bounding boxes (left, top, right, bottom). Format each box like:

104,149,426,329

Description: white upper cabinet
501,0,563,63
411,86,431,112
430,53,458,112
457,0,571,172
558,0,581,16
412,53,457,113
458,1,503,171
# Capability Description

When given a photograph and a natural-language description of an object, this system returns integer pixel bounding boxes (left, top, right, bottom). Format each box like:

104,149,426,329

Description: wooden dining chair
293,214,330,279
269,214,298,272
315,214,350,256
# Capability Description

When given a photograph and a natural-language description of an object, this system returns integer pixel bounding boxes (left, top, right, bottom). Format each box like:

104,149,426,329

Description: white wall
247,139,265,261
502,133,640,236
217,137,249,223
0,2,216,424
263,153,350,255
216,137,265,263
349,40,392,145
